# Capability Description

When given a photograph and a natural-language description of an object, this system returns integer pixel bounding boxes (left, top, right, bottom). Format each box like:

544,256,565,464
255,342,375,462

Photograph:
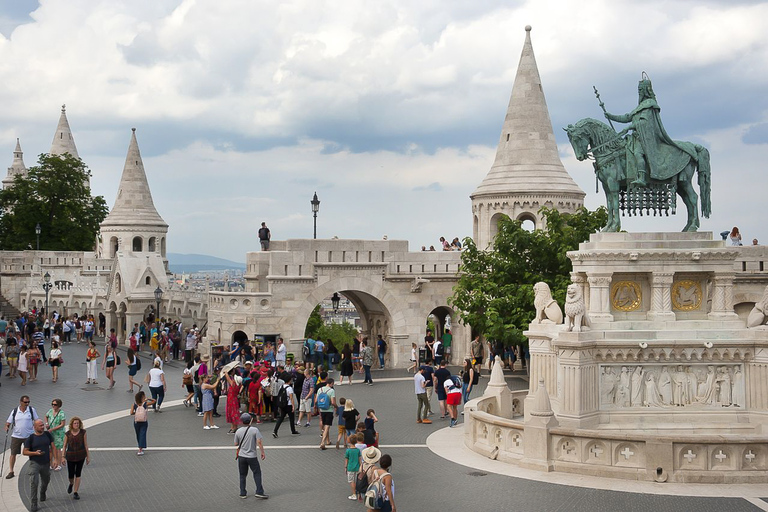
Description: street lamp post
154,286,163,323
35,223,41,251
311,192,320,239
331,292,340,312
43,272,52,341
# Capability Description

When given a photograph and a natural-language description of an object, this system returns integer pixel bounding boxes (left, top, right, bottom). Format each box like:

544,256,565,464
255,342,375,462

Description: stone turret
2,139,26,189
471,26,585,248
49,104,79,159
99,128,168,260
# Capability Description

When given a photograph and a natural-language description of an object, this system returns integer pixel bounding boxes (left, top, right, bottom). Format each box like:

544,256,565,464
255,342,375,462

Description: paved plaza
0,340,767,511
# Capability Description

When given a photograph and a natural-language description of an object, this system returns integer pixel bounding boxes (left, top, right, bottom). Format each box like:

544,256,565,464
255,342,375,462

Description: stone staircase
0,292,21,320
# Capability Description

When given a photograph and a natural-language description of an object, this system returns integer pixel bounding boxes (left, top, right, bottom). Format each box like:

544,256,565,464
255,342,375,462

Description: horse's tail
695,145,711,218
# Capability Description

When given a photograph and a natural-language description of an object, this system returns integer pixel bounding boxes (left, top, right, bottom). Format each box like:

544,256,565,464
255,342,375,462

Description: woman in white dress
630,366,644,407
643,373,664,407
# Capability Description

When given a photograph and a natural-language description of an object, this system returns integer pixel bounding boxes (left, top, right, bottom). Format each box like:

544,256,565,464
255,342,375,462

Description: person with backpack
364,450,396,512
433,360,451,419
445,375,463,427
315,377,336,450
376,335,387,369
272,375,300,438
129,391,156,455
4,395,39,479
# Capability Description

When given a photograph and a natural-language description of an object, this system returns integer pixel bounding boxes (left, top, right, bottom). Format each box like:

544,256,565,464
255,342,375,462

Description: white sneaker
211,425,220,429
203,426,211,430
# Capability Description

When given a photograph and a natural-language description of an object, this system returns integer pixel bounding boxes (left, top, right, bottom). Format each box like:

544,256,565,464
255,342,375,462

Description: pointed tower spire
49,104,80,159
3,138,27,189
471,26,585,248
100,128,167,229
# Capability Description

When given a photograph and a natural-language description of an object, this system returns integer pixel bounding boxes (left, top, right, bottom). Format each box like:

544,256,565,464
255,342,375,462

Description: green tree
304,304,324,338
315,321,358,349
449,206,607,346
0,153,108,251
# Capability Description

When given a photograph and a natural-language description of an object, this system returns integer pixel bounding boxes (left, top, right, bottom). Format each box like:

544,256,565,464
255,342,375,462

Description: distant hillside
167,253,246,274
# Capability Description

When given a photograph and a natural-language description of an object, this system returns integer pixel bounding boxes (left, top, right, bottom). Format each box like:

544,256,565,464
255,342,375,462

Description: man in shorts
297,368,314,427
84,317,94,342
4,395,39,479
315,378,336,450
433,360,451,419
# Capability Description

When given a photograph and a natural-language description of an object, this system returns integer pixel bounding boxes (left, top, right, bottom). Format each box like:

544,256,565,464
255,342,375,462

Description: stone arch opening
148,237,156,252
109,236,118,258
161,237,166,257
517,212,536,232
132,236,143,252
232,330,248,344
473,215,479,242
489,213,509,242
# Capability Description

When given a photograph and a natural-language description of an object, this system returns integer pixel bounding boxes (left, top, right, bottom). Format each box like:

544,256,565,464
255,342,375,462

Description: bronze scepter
593,86,616,131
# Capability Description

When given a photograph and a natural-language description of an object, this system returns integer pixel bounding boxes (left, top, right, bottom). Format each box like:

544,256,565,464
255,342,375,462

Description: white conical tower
471,26,585,248
2,139,26,189
99,128,168,259
49,104,79,159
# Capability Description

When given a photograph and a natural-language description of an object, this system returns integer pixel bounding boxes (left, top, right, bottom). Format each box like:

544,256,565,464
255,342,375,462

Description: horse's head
564,123,589,161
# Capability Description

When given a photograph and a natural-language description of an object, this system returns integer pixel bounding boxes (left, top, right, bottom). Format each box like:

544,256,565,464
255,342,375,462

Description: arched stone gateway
208,238,469,367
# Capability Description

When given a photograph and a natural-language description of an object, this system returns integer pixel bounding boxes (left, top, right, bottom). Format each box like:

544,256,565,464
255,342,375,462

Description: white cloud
0,0,766,260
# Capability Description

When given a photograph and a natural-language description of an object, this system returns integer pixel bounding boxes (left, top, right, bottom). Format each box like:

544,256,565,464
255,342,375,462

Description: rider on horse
604,75,697,187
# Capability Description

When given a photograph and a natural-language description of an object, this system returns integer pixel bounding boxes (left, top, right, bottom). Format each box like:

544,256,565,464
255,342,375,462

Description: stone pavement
1,342,766,511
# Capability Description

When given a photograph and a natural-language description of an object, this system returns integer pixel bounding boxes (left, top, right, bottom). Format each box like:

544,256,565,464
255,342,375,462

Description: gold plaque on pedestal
611,281,642,311
672,280,702,311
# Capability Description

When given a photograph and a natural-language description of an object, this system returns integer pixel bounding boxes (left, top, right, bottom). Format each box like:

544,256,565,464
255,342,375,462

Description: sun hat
362,447,381,464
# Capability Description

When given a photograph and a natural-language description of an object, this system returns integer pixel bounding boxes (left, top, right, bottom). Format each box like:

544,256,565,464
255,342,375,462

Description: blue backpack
316,387,330,409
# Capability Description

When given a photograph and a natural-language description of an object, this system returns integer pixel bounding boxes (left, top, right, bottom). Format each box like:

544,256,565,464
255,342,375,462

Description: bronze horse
565,118,710,232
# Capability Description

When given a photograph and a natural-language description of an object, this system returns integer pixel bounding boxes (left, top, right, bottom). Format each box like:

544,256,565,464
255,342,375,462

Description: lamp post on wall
311,192,320,239
35,223,41,251
154,286,163,323
43,272,52,340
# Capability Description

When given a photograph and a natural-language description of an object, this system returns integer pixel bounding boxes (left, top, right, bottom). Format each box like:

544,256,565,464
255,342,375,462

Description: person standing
224,370,242,434
421,363,435,416
361,338,374,386
44,399,66,471
316,377,336,450
126,348,142,393
376,335,387,369
339,343,354,385
201,374,218,430
272,375,300,438
17,345,28,386
4,395,39,479
258,222,271,251
86,341,100,385
366,454,396,512
296,368,314,427
102,345,118,390
62,417,89,500
234,413,268,499
424,330,435,364
461,359,477,404
23,419,55,512
470,335,484,374
444,376,462,427
433,361,451,419
98,312,106,338
48,342,62,383
146,361,167,412
414,368,432,424
275,338,286,367
129,391,156,455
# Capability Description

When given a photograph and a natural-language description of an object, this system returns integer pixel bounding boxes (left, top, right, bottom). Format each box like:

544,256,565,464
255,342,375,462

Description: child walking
344,435,362,500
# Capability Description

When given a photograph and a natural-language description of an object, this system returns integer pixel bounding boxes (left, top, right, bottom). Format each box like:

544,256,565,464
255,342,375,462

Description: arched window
132,237,143,252
115,273,122,294
161,237,166,257
148,237,156,252
145,276,151,285
110,237,119,258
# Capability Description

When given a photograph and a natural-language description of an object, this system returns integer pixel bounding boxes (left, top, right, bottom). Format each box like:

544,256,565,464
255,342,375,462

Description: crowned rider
604,74,697,187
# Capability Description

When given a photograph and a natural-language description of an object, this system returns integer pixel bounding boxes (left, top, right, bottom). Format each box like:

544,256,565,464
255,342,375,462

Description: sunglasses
22,401,30,404
52,403,59,406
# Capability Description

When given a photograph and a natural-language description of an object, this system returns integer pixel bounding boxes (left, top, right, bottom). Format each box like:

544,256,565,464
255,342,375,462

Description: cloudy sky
1,0,767,261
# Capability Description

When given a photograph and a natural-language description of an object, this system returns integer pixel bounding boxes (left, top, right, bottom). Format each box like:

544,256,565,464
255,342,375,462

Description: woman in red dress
248,369,264,423
224,370,242,434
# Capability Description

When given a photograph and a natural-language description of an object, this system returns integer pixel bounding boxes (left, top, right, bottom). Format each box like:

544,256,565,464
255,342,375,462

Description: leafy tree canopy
449,207,607,346
304,303,359,349
0,153,109,251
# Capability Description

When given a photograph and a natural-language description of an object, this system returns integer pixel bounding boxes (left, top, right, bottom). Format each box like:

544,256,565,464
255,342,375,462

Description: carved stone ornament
533,282,563,324
611,281,642,312
671,280,702,311
599,364,744,409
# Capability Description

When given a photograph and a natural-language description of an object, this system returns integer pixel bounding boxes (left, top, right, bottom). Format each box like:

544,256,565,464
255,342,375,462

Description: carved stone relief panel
611,281,642,312
672,279,703,311
599,364,745,409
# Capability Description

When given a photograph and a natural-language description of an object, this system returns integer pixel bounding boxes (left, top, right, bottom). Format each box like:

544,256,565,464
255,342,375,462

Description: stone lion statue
533,282,563,324
564,283,590,332
747,285,768,328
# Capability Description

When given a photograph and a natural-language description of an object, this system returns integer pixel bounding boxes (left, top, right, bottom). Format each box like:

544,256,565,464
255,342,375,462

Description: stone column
647,272,675,321
708,273,739,320
587,274,613,322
